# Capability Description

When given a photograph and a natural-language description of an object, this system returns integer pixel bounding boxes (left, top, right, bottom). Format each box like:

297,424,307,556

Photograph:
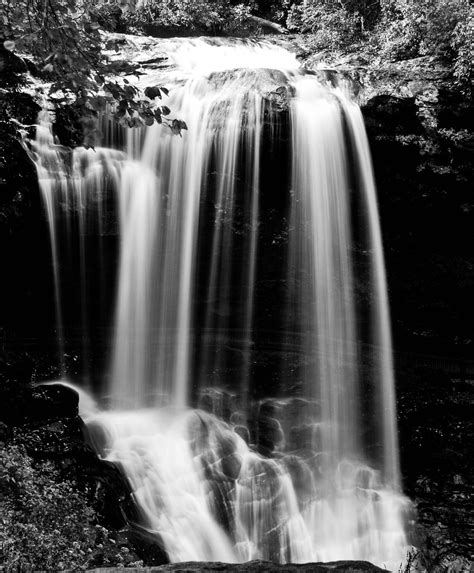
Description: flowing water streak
289,78,360,465
30,109,67,370
109,159,160,407
240,97,262,404
340,99,401,487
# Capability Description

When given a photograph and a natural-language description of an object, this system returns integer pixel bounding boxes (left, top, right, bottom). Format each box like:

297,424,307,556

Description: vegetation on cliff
0,443,125,570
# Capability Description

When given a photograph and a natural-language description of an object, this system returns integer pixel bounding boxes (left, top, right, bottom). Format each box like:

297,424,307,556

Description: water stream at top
29,37,410,568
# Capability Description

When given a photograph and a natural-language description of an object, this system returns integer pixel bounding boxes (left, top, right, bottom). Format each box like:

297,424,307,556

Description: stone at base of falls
87,560,389,573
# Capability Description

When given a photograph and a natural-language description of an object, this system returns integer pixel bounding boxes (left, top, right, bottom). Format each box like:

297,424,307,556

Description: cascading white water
31,37,411,568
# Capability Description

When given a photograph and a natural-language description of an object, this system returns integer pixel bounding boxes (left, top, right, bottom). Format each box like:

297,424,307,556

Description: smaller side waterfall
30,111,67,369
28,110,125,377
341,101,401,487
29,38,411,569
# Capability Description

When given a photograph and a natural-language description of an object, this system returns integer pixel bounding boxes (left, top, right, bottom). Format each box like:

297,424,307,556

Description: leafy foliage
0,0,187,144
129,0,253,34
255,0,291,23
451,11,474,89
377,0,473,88
379,0,471,58
1,0,108,124
0,443,140,570
89,2,129,33
287,1,364,47
286,0,385,48
286,0,472,89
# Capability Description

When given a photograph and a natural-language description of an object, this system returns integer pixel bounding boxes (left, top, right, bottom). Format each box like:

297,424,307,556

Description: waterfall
30,37,410,568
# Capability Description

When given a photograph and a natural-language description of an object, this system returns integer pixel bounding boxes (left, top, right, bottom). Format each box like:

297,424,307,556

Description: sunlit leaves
380,0,472,68
1,0,182,142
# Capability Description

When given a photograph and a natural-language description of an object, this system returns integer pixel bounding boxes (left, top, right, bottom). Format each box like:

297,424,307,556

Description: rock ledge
87,560,387,573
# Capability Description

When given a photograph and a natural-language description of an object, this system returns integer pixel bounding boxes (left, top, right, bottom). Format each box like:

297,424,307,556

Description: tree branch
247,15,288,34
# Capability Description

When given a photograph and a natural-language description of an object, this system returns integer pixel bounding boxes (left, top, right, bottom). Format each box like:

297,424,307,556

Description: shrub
130,0,253,33
0,443,127,570
379,0,472,64
255,0,291,23
89,3,130,32
287,1,364,48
